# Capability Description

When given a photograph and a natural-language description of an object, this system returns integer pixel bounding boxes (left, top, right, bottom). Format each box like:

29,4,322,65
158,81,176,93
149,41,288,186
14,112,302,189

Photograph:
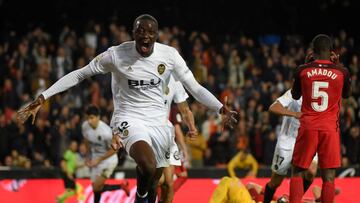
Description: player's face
133,19,158,57
87,115,100,129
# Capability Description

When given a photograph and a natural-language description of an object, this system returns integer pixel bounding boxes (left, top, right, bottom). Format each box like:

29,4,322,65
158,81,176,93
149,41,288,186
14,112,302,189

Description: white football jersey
276,90,302,149
42,40,222,128
82,120,115,159
104,41,192,127
164,75,189,117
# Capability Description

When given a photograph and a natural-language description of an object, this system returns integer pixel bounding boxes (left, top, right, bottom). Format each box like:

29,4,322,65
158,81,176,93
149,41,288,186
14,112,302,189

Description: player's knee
304,171,315,182
164,177,174,188
322,174,335,182
321,169,335,182
92,183,103,192
269,179,282,188
179,171,188,178
138,160,156,177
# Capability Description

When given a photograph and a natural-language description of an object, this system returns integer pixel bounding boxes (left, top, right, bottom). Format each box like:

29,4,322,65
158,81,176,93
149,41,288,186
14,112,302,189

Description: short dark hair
133,14,158,30
86,105,100,116
312,34,333,54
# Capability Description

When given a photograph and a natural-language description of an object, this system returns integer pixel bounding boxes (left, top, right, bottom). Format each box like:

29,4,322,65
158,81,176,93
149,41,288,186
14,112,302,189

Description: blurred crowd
0,20,359,174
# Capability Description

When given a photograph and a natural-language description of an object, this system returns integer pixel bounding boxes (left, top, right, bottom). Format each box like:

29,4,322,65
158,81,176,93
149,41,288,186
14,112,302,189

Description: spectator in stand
186,133,207,168
227,149,259,178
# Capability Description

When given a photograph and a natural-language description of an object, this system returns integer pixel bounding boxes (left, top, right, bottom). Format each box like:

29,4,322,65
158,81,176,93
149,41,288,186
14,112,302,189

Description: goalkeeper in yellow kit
210,176,283,203
209,176,253,203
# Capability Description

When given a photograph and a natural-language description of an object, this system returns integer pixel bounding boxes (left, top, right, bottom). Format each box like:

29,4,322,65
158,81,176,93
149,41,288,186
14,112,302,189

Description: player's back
292,59,351,131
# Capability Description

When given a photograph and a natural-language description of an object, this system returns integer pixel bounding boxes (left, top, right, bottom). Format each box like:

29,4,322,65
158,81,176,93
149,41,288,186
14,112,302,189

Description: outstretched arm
17,51,114,124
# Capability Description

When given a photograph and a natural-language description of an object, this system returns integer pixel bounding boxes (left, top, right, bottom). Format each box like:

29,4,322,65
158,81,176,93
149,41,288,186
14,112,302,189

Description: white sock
136,191,148,198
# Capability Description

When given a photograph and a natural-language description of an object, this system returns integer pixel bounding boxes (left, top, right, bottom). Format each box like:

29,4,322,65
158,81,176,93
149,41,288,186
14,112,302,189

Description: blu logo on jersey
128,78,161,90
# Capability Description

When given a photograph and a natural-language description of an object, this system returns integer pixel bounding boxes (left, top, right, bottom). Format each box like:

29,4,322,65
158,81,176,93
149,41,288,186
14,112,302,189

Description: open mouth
140,41,151,53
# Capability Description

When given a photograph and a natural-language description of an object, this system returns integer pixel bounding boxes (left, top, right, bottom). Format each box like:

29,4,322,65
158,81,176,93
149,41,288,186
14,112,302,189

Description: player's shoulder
296,62,314,73
155,42,176,51
99,120,110,127
154,42,178,56
82,121,90,129
99,121,112,131
110,41,134,53
337,65,350,75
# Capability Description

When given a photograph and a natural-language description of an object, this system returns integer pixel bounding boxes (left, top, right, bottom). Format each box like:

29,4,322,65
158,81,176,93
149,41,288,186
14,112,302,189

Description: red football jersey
291,60,351,131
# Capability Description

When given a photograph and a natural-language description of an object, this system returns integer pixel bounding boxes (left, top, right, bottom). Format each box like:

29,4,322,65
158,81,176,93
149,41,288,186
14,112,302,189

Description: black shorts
61,171,76,189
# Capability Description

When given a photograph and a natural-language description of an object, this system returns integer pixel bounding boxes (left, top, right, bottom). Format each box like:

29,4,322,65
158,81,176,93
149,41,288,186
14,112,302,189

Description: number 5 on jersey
311,81,329,112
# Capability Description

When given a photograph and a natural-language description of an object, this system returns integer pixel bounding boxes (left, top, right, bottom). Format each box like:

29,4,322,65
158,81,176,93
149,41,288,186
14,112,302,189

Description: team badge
122,129,129,137
157,64,166,75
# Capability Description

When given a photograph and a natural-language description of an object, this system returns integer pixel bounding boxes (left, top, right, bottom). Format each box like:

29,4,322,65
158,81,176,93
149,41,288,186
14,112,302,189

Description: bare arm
87,148,117,167
269,101,301,119
174,124,189,162
176,101,198,138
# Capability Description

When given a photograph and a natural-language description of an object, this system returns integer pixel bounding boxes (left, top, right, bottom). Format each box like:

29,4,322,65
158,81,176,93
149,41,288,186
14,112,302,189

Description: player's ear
132,30,136,39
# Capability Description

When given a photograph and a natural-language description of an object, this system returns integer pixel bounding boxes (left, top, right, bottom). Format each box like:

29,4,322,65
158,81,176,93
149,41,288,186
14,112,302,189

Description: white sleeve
41,50,114,100
277,90,294,108
105,125,113,142
173,81,189,104
172,49,223,112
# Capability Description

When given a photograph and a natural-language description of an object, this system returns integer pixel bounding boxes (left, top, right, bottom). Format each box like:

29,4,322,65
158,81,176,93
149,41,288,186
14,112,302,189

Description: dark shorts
61,171,76,189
